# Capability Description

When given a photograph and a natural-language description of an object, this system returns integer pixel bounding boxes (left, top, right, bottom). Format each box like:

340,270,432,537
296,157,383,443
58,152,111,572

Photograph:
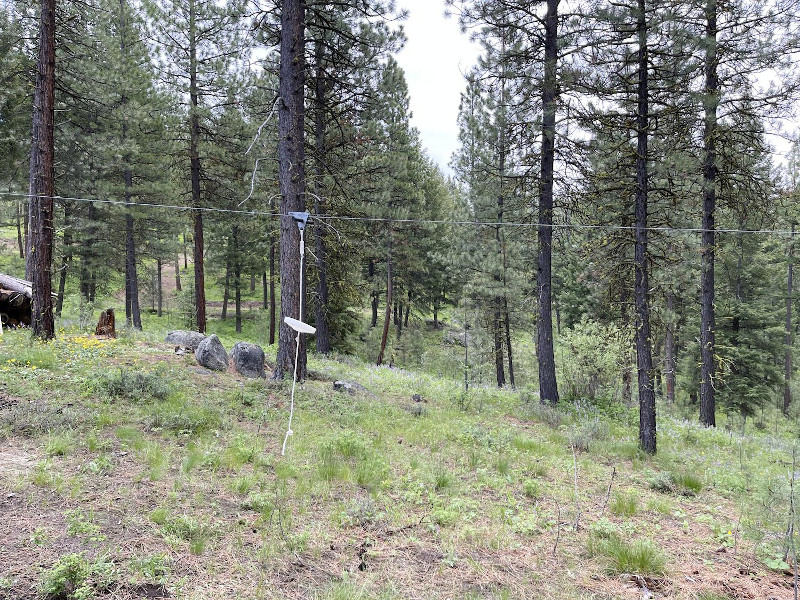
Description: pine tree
27,0,56,340
150,0,249,334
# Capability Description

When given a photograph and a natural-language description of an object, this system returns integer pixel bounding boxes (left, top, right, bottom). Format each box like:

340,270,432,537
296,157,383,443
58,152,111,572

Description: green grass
3,307,800,599
609,490,638,517
588,534,667,576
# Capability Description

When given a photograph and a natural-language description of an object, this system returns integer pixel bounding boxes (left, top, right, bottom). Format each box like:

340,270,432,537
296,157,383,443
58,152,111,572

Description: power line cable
1,191,797,236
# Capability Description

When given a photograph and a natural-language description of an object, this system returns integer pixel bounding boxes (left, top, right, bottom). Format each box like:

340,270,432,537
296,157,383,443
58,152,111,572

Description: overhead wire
1,191,798,236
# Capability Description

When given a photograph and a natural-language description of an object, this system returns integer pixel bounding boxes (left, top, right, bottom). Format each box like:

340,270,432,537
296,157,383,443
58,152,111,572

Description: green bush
556,319,629,404
39,553,116,600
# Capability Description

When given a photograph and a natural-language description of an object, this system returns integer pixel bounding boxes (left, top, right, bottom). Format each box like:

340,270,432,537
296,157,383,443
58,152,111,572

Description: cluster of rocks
166,330,266,378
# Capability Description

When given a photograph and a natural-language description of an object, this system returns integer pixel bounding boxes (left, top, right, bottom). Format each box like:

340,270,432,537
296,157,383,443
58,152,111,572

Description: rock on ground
230,342,266,378
166,330,207,351
195,334,228,371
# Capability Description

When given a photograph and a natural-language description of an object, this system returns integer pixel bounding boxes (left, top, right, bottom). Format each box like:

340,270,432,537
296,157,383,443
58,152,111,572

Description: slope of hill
0,328,798,600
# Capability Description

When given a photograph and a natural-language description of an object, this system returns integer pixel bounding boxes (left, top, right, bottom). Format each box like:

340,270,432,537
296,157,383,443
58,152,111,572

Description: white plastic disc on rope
284,316,316,334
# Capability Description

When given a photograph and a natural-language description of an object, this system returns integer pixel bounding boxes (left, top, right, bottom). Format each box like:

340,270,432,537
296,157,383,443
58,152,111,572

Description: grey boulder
166,330,207,351
195,335,228,371
230,342,266,378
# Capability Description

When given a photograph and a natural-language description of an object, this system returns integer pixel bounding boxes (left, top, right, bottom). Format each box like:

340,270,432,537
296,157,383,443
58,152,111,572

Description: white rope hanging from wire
281,211,315,456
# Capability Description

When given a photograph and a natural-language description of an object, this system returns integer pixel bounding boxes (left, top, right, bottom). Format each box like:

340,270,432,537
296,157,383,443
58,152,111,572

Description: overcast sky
394,0,481,175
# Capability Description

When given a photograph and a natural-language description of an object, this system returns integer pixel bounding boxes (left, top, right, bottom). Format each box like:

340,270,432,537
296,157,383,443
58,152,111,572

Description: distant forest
3,0,800,453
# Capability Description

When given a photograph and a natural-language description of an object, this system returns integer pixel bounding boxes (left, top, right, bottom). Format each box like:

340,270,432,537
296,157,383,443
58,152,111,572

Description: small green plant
65,509,104,541
81,454,113,475
84,432,110,453
695,591,732,600
648,470,703,496
129,553,170,582
98,368,171,401
31,460,64,491
337,498,383,528
147,399,222,435
672,471,703,495
39,552,116,600
432,506,458,527
609,491,638,517
143,443,169,481
242,492,274,517
526,402,562,429
522,479,540,500
496,453,511,476
159,514,216,555
45,432,74,457
645,497,672,515
149,507,169,526
230,474,257,496
29,527,51,546
433,469,453,492
588,533,666,576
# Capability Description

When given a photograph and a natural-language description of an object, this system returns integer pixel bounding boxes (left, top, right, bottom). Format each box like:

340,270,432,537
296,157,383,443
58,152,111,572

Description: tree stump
95,308,116,338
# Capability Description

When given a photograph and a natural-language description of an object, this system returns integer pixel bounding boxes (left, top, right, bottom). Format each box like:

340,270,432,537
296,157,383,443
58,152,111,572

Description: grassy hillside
1,324,799,599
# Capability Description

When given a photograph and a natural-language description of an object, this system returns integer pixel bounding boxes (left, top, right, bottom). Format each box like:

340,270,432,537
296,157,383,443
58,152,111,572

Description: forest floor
0,325,799,600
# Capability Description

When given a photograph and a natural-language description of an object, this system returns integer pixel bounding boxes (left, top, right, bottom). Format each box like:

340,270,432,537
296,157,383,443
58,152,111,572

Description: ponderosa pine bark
377,237,392,366
26,0,56,340
55,203,72,316
537,0,559,405
120,0,141,330
785,223,795,414
274,0,306,379
269,232,276,346
188,0,206,334
635,0,656,454
700,0,718,427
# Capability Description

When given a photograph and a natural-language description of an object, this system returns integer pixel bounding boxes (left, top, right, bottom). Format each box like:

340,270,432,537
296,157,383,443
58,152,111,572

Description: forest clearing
1,320,800,600
5,0,800,597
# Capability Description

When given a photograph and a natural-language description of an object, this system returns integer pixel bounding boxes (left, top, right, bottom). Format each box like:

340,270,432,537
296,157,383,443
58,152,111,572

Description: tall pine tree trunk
621,289,633,406
262,271,268,309
26,0,56,340
494,297,506,387
377,238,392,366
55,202,72,316
234,224,242,334
314,41,331,354
784,223,795,414
504,297,515,389
537,0,559,404
665,289,676,404
222,255,230,319
700,0,718,427
157,258,162,317
16,200,24,259
275,0,306,379
369,259,378,327
125,210,142,329
635,0,656,454
269,231,276,346
120,0,141,330
189,0,206,334
174,256,181,291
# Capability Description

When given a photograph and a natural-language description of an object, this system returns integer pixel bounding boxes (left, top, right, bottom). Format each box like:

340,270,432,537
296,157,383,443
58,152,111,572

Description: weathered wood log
0,274,32,297
95,308,116,338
